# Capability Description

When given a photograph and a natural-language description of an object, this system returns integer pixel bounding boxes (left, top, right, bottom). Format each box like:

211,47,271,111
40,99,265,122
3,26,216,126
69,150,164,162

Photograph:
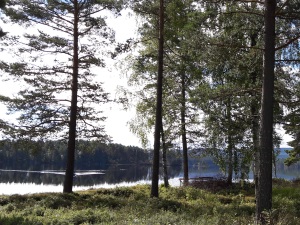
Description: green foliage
188,2,267,181
0,216,30,225
284,141,300,166
40,194,74,209
126,0,205,150
126,0,300,191
96,187,135,197
277,1,300,166
0,183,297,224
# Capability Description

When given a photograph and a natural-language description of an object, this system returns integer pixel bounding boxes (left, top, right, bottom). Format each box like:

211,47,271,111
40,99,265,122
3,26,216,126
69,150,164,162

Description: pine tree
0,0,122,193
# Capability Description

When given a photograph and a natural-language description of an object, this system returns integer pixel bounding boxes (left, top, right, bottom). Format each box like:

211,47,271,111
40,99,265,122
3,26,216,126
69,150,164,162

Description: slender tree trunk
227,141,233,184
249,33,260,197
150,0,164,198
63,0,79,193
226,98,233,184
234,150,238,178
161,123,169,188
252,111,260,194
180,72,189,185
256,0,276,221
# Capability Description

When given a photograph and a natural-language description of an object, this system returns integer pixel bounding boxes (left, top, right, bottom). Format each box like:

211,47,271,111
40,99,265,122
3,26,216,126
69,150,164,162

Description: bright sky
97,10,144,147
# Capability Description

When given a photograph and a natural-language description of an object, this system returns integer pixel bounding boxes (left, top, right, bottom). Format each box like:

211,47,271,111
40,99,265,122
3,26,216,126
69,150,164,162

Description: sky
95,10,144,147
0,7,293,148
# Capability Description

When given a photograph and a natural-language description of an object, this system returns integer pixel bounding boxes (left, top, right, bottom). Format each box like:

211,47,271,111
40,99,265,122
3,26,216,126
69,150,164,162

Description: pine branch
276,59,300,62
223,10,263,17
275,34,300,51
208,41,264,51
276,0,291,15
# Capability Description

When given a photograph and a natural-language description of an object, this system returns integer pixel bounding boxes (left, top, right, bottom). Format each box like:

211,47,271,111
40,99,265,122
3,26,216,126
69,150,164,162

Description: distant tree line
0,140,185,170
0,140,150,170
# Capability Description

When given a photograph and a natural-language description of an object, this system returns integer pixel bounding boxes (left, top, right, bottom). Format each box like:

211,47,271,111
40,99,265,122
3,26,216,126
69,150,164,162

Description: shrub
40,195,72,209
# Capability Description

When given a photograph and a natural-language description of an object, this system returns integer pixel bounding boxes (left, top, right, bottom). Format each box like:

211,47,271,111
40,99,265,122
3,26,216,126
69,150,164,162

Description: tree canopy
123,0,300,218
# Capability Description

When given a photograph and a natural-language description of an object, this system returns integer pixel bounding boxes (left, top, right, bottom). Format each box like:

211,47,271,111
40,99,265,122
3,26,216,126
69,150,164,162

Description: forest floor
0,179,299,225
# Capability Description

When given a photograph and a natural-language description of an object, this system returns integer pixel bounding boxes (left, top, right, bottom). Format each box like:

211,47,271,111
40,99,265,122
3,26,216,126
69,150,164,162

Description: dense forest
1,0,300,222
0,140,150,170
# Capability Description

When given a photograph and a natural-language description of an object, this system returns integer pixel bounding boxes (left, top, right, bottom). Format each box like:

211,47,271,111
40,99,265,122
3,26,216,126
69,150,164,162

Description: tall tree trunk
256,0,276,221
226,98,233,184
181,72,189,184
227,140,233,184
150,0,164,198
250,32,260,197
252,104,260,195
161,123,169,188
63,0,79,193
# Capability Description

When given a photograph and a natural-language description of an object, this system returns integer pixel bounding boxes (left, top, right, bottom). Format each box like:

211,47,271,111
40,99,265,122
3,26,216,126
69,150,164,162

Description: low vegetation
0,179,299,225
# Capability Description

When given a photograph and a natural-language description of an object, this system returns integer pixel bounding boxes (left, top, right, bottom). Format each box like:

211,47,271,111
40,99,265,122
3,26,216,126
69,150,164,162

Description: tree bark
63,0,79,193
181,72,189,185
150,0,164,198
161,123,169,188
252,98,260,195
256,0,276,221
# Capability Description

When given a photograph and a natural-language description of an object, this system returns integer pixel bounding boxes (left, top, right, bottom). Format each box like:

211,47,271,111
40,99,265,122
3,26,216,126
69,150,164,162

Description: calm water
0,165,182,195
0,159,299,195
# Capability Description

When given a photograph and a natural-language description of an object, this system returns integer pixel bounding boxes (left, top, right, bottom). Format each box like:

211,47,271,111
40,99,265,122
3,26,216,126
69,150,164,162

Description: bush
40,195,72,209
0,216,29,225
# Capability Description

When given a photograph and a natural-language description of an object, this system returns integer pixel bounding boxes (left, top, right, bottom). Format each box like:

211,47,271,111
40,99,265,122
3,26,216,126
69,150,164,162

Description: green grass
0,181,299,225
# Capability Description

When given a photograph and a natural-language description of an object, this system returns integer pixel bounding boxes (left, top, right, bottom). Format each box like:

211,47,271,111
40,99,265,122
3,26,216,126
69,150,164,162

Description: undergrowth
0,180,298,224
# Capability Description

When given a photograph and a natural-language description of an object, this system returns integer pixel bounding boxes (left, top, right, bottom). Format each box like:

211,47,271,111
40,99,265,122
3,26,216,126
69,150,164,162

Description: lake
0,158,299,195
0,165,182,195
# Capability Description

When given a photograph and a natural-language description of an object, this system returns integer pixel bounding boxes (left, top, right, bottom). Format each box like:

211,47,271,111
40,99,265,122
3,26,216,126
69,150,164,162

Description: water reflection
0,165,182,195
0,160,299,195
0,165,182,187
